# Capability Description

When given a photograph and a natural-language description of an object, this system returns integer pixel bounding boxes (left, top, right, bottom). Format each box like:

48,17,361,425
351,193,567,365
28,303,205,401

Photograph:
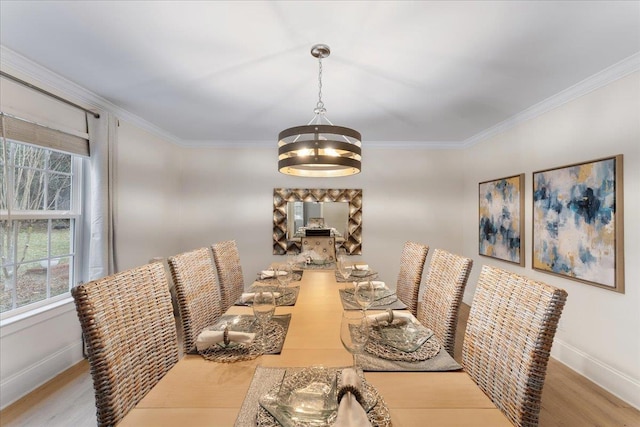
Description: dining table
118,267,511,426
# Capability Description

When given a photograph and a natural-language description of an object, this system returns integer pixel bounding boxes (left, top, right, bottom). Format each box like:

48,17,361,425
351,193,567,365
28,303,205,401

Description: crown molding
364,140,465,150
462,52,640,148
0,45,184,146
181,140,273,148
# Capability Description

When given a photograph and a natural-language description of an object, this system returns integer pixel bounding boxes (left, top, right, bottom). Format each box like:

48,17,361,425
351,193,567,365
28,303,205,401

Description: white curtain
86,112,117,280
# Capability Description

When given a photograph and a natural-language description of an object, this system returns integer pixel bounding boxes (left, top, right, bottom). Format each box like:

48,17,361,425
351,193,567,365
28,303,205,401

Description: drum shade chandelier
278,44,361,177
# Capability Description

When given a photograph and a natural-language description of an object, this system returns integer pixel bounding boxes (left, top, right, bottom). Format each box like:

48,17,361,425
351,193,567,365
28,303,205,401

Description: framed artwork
479,174,525,265
532,155,624,292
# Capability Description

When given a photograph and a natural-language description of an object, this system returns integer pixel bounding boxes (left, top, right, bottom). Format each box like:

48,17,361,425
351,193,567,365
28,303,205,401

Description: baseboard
0,340,84,410
551,338,640,410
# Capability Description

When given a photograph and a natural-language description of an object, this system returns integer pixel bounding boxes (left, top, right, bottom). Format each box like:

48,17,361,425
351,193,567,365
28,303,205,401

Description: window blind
0,113,90,157
0,74,91,157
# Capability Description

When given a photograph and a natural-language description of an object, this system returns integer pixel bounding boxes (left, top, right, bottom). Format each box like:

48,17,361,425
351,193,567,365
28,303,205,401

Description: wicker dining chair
301,236,337,263
211,240,246,312
168,247,222,354
71,263,179,427
416,248,473,357
395,241,429,316
462,265,568,427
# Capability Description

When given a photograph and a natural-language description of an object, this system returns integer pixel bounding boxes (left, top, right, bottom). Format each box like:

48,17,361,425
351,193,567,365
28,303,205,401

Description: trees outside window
1,140,82,315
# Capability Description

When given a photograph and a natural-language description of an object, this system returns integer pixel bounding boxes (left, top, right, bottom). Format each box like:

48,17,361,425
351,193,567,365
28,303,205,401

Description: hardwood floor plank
0,360,96,427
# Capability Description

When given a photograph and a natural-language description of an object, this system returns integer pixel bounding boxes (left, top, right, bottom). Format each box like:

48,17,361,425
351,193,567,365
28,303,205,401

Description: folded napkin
241,292,281,303
334,368,372,427
259,270,287,279
367,310,412,325
195,330,255,351
355,280,387,290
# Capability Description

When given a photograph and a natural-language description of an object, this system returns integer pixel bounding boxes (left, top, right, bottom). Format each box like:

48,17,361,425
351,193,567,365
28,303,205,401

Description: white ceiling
1,1,639,146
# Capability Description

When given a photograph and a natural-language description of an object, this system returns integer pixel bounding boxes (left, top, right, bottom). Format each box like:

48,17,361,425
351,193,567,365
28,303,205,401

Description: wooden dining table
119,268,511,426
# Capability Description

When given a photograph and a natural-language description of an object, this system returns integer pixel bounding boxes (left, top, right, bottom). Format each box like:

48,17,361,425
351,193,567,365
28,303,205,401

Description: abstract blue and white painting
533,156,622,290
479,174,524,265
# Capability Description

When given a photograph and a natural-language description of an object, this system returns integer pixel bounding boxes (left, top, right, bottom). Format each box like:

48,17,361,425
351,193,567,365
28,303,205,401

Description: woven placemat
234,367,284,427
356,344,462,372
299,261,336,270
198,314,291,362
365,331,441,362
255,272,303,284
234,366,391,427
339,289,408,311
335,270,379,282
237,286,300,307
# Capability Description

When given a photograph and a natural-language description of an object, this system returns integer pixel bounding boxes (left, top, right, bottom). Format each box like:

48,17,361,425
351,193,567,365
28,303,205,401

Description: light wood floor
1,304,639,426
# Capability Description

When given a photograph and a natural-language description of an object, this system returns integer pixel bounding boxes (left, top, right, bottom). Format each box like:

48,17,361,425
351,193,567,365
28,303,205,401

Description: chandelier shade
278,44,362,177
278,124,362,177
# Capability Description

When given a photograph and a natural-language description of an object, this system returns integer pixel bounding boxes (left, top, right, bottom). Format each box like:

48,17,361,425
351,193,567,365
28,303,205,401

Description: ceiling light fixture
278,44,361,177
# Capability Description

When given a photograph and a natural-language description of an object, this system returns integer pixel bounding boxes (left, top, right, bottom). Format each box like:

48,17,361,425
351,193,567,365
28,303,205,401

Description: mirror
273,188,362,255
287,201,349,240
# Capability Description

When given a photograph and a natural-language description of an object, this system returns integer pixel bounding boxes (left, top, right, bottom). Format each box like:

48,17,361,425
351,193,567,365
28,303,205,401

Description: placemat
335,270,379,282
365,333,441,362
236,286,300,307
296,261,336,270
234,366,391,427
196,314,291,362
255,271,303,284
339,289,408,310
234,367,284,427
356,345,462,372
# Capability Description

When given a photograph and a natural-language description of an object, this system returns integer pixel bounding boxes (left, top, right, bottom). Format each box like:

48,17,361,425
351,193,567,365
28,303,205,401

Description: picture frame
532,155,624,292
479,174,525,265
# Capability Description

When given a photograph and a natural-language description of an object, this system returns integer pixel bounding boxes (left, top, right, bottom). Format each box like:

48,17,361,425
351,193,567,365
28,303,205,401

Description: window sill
0,296,76,337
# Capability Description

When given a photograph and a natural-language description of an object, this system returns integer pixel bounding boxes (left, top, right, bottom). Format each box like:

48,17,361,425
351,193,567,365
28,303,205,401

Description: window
1,140,83,317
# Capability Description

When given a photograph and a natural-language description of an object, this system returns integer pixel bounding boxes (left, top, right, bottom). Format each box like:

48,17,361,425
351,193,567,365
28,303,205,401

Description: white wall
114,120,183,270
177,146,465,286
461,72,640,408
0,300,83,409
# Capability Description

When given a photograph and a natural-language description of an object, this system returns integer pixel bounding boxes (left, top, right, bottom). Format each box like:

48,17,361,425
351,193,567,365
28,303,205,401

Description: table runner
338,289,408,310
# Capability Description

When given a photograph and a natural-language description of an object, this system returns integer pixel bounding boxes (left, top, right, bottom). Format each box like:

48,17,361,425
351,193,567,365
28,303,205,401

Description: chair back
168,247,222,353
72,263,179,427
301,236,336,263
417,249,473,357
462,265,568,427
396,241,429,316
211,240,245,312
